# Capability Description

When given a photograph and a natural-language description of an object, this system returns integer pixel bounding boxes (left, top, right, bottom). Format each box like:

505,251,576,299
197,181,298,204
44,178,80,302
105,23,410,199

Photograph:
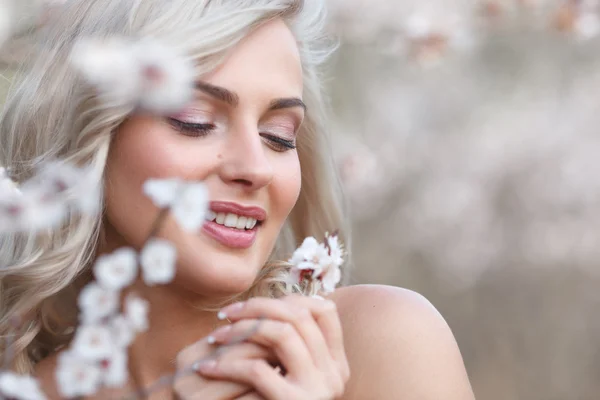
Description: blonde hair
0,0,349,373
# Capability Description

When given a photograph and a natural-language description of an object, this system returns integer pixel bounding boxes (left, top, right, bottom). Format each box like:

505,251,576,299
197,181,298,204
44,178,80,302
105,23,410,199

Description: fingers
218,296,336,367
218,296,346,372
208,318,313,378
198,358,290,400
174,338,272,400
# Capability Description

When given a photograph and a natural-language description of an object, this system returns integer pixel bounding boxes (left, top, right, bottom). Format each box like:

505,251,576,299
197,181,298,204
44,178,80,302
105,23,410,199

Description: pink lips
202,201,266,249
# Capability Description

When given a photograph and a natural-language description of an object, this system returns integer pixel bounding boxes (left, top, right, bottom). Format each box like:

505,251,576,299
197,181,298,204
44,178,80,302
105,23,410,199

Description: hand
174,335,270,399
196,295,351,400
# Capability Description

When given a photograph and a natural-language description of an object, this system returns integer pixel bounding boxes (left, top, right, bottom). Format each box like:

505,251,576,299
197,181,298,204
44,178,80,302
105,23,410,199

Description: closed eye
168,118,216,137
260,133,296,152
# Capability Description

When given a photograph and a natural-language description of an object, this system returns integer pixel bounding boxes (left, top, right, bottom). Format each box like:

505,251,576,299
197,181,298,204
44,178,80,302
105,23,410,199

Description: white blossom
56,351,102,398
143,178,183,208
289,237,330,277
109,314,136,348
70,37,195,114
0,186,66,233
575,12,600,40
78,282,119,324
71,324,114,362
132,40,196,113
0,167,20,195
124,294,149,332
171,183,209,232
0,372,47,400
70,37,141,105
93,247,138,290
140,238,177,285
143,178,210,232
100,348,128,388
289,234,345,294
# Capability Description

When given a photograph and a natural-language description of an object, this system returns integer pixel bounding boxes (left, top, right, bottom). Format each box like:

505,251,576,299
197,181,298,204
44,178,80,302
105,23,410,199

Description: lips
201,201,266,249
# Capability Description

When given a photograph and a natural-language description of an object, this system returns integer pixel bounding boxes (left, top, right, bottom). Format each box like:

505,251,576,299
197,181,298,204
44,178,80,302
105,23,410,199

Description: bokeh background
3,1,600,399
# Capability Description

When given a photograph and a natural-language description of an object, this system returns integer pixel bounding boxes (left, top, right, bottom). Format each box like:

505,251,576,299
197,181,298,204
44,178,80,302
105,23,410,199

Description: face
103,19,304,297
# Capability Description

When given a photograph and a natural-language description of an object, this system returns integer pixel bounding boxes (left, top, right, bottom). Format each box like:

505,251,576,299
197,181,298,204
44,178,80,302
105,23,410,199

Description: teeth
206,210,217,221
210,211,259,230
236,216,248,230
224,213,238,228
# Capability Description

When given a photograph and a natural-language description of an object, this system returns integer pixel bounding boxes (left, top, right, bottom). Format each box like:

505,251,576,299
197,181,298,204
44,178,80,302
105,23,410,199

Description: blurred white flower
0,372,47,400
0,187,66,233
0,167,20,195
140,238,177,285
100,348,128,388
78,282,119,324
575,12,600,39
133,40,196,113
110,314,136,348
70,37,141,105
143,178,209,232
56,351,102,398
93,247,138,290
172,182,209,232
70,37,195,113
71,325,114,361
124,293,149,332
143,178,183,208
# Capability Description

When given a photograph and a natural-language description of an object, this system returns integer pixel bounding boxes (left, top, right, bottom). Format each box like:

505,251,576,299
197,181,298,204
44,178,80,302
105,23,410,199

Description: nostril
232,178,253,186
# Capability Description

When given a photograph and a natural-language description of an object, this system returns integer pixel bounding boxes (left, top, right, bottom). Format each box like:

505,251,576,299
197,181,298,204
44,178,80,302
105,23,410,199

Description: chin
174,258,263,298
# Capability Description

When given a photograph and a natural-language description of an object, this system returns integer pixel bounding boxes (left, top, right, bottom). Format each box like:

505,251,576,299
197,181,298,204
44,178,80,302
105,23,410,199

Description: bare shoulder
329,284,475,400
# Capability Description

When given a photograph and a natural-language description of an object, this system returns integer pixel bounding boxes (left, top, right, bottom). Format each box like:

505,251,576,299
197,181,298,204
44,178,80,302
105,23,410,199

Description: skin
35,19,476,400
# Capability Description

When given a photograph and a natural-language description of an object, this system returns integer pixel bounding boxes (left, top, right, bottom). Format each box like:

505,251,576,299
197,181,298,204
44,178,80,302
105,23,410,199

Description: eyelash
168,118,296,152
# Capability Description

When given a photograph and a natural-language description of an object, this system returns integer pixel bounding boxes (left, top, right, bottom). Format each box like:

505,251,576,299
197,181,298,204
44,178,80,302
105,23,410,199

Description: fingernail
210,324,232,341
197,359,217,372
218,302,245,319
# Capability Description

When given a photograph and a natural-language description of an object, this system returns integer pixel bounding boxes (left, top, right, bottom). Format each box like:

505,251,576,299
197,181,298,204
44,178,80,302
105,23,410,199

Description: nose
218,125,274,191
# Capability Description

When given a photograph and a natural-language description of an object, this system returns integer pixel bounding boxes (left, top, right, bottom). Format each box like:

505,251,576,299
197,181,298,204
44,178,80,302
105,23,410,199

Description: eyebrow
195,81,306,112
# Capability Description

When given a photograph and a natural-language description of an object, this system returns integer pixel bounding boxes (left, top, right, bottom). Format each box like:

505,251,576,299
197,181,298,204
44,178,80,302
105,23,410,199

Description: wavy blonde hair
0,0,349,373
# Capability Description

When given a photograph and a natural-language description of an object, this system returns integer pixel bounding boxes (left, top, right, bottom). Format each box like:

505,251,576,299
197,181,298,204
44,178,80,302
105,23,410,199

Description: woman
0,0,475,399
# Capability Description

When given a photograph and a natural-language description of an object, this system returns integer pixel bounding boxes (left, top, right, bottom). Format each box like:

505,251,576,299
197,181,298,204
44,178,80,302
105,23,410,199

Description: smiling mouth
202,201,266,249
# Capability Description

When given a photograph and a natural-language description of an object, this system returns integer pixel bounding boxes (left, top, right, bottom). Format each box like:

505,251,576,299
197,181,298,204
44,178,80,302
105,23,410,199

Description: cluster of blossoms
288,233,344,295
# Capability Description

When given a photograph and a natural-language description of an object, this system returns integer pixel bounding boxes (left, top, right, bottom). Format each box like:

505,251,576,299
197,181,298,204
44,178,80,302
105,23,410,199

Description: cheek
103,117,213,246
271,154,302,221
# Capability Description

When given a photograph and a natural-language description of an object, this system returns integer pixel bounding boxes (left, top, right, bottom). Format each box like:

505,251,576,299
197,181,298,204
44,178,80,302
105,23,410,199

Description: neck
125,281,229,394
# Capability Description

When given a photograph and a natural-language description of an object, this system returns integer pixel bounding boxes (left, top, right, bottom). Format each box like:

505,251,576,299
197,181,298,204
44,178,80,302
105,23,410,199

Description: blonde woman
0,0,475,399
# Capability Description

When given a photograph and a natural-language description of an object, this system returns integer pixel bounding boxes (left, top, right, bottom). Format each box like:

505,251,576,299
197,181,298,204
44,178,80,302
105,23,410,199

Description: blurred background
3,1,600,399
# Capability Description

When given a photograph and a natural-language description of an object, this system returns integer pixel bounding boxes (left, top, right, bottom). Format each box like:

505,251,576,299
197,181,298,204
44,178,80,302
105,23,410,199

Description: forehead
199,19,304,99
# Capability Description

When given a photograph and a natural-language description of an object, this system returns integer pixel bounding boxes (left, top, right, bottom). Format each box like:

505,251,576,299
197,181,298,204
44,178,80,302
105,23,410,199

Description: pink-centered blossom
78,282,119,324
71,324,114,362
55,351,102,398
93,247,138,290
